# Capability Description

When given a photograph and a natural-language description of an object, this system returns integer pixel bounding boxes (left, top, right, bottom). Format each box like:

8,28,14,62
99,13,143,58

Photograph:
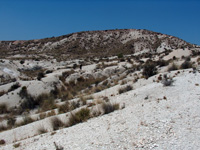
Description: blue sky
0,0,200,45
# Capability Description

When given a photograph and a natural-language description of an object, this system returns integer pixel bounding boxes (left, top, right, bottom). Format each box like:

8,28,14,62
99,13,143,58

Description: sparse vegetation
13,143,21,148
101,102,119,114
19,86,36,112
54,142,64,150
180,60,193,69
36,93,56,112
19,86,28,99
142,61,157,78
0,103,8,114
39,113,47,120
7,116,16,127
51,117,65,131
162,74,174,86
68,108,91,126
118,85,133,94
0,91,6,97
58,101,70,114
8,82,20,92
20,60,25,64
0,125,7,132
37,126,48,134
47,110,56,117
17,115,35,126
156,59,169,67
63,76,106,99
0,29,198,148
117,53,123,59
0,139,5,145
37,72,45,80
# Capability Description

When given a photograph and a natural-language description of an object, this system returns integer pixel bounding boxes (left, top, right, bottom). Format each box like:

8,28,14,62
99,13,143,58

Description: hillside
1,69,200,150
0,29,198,59
0,29,200,150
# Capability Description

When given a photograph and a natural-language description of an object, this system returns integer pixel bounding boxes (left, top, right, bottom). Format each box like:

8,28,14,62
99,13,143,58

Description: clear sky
0,0,199,45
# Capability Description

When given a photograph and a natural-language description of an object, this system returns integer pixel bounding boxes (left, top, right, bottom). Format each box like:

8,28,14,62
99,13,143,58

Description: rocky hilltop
0,29,198,59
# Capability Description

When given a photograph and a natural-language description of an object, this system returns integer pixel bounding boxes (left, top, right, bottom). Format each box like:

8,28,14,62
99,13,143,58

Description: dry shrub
37,126,48,134
68,108,90,126
0,103,8,114
40,99,56,112
39,113,47,120
142,61,157,78
102,80,108,86
120,80,127,85
17,115,35,126
0,139,5,145
59,70,75,83
36,93,56,112
8,82,20,92
93,86,103,93
156,59,169,67
95,99,104,104
37,72,45,80
101,102,119,114
0,125,7,132
47,110,56,117
79,96,87,105
58,102,70,114
13,143,21,148
118,85,133,94
0,91,6,97
70,101,80,110
65,76,106,97
7,117,16,127
51,117,65,131
19,86,37,111
180,61,193,69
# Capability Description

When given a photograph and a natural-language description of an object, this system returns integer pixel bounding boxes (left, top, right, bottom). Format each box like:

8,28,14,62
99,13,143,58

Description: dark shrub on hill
8,82,20,92
37,72,45,80
19,86,36,111
180,61,193,69
142,61,157,78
